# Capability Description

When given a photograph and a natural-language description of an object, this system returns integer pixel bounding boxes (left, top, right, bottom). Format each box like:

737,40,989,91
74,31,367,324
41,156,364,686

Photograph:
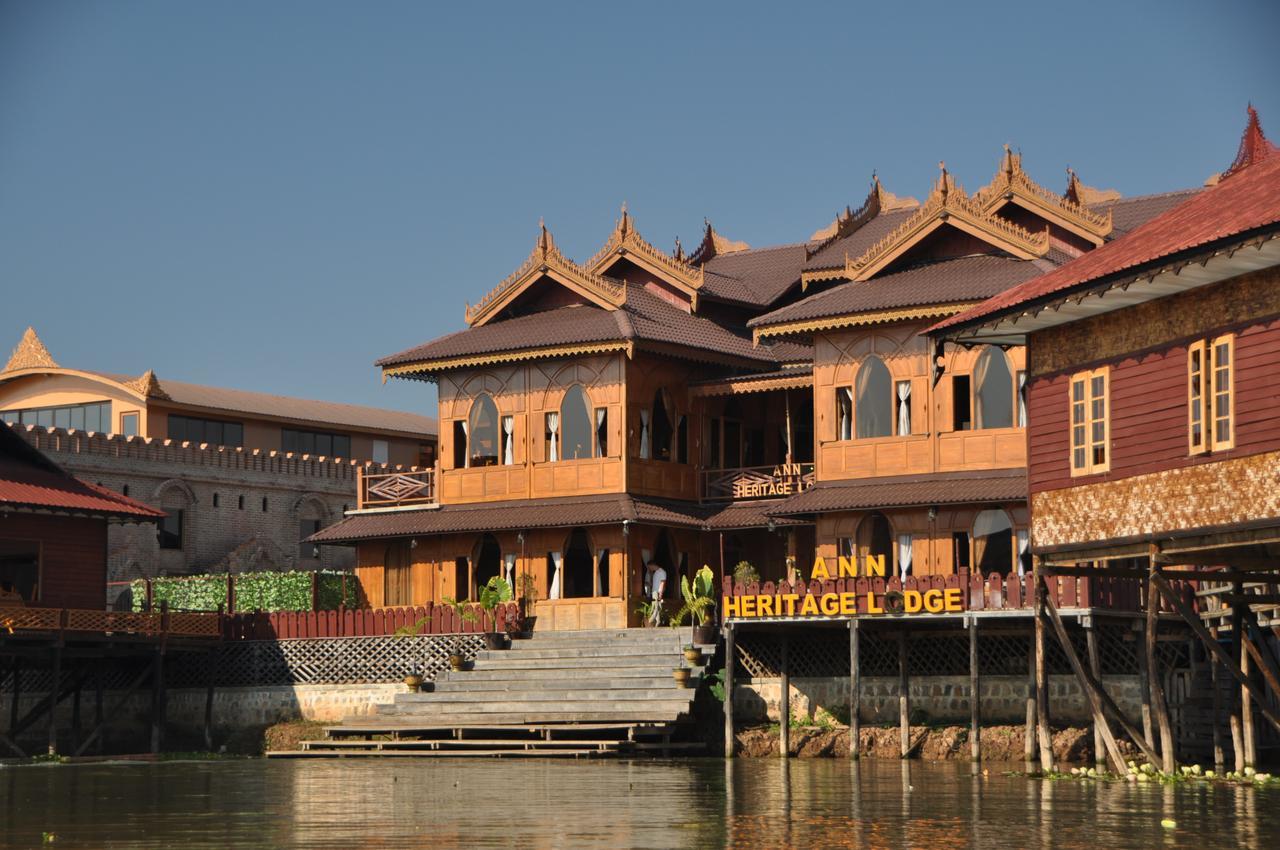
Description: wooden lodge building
931,108,1280,771
312,144,1197,638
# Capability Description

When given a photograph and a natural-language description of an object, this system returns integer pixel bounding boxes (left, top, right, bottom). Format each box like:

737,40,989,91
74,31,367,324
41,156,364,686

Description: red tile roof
0,422,166,520
931,154,1280,335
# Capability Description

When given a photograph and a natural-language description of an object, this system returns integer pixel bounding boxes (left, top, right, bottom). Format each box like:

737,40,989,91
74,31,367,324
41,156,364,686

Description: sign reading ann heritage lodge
722,555,967,620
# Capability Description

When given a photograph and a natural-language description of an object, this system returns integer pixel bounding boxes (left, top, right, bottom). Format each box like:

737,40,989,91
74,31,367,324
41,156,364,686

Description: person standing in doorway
646,557,667,626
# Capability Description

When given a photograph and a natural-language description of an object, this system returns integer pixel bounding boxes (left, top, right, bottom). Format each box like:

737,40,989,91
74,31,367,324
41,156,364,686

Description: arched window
473,534,502,596
974,347,1014,430
855,356,893,438
468,393,500,467
563,528,595,598
650,389,674,461
855,511,894,574
560,385,593,460
973,509,1014,575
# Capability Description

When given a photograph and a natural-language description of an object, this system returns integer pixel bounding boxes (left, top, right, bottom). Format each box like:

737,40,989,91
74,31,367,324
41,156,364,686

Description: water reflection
0,758,1275,849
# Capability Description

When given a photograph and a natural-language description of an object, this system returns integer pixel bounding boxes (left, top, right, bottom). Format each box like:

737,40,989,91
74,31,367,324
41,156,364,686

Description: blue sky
2,0,1276,417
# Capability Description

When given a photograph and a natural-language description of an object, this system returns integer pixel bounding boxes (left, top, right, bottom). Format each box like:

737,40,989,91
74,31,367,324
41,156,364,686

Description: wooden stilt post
1210,641,1225,771
203,647,219,752
969,616,980,762
1033,557,1053,772
1135,618,1155,750
150,649,164,754
1241,644,1256,769
898,631,910,759
1085,623,1105,768
849,620,860,759
94,664,104,756
71,671,82,755
1147,556,1175,772
1230,579,1246,771
1024,645,1036,764
779,634,790,759
8,659,19,734
724,623,736,759
47,646,61,756
1151,572,1280,734
1040,597,1130,775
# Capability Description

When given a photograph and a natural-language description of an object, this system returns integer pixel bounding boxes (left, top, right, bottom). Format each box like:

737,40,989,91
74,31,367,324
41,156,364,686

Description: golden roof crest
685,219,749,266
3,327,59,373
127,369,171,400
465,221,626,327
585,204,705,295
806,174,920,260
972,145,1113,244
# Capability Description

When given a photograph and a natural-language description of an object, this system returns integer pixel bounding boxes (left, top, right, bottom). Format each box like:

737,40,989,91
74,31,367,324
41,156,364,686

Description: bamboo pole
1147,559,1176,771
1033,558,1053,771
849,620,860,759
1040,599,1129,775
1085,625,1105,768
898,632,910,759
724,623,735,759
969,617,981,762
780,634,790,759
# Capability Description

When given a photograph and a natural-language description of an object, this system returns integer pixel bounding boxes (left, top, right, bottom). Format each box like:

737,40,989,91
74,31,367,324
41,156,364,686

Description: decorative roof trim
688,371,815,398
799,266,853,287
0,366,150,403
806,174,919,261
1221,104,1277,181
843,165,1050,282
3,327,59,373
127,369,171,401
465,223,625,327
382,341,633,379
1064,168,1122,208
585,205,704,299
685,220,750,266
753,302,977,343
972,146,1112,245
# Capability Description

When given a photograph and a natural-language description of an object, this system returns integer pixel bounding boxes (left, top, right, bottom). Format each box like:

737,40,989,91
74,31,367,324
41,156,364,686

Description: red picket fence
720,571,1194,619
223,601,520,641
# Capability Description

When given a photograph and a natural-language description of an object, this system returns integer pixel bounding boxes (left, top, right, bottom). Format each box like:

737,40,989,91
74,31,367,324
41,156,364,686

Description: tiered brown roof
768,469,1027,516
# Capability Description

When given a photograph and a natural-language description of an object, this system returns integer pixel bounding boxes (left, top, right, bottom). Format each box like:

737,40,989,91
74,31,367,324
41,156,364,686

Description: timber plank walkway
269,629,710,758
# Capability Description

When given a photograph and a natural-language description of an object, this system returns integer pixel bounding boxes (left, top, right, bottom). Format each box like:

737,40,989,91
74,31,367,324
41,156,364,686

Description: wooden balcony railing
0,606,222,639
700,462,815,502
358,466,436,509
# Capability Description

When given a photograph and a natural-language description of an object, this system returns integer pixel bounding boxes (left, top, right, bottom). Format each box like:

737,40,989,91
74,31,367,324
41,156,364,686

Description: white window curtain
549,551,563,600
460,419,469,468
1017,371,1028,428
838,387,853,440
595,549,608,597
639,410,651,459
502,416,514,465
1016,529,1030,577
896,381,912,436
503,552,516,587
897,534,914,581
594,408,607,458
546,412,560,462
973,351,993,430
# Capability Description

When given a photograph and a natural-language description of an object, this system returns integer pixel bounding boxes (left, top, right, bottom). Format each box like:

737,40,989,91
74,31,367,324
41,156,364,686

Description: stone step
267,748,615,759
511,632,690,649
465,655,682,670
376,699,694,717
395,686,696,704
302,738,629,751
358,710,688,725
325,721,679,738
434,675,693,692
436,666,681,683
476,646,684,662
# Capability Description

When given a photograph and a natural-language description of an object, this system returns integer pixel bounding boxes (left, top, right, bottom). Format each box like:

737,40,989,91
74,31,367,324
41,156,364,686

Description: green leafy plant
441,596,480,626
732,560,759,585
672,565,716,627
516,572,537,604
131,570,359,613
393,616,432,637
476,576,513,631
634,599,656,625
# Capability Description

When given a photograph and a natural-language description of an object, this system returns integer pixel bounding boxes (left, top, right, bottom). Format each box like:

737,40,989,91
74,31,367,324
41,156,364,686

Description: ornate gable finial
973,147,1112,242
3,327,58,373
127,369,170,400
1064,166,1122,207
672,236,684,262
584,205,705,295
684,219,750,266
537,217,553,257
1222,103,1277,180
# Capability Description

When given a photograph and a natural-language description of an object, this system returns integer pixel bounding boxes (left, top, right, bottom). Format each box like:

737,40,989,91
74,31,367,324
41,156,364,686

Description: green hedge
130,570,360,613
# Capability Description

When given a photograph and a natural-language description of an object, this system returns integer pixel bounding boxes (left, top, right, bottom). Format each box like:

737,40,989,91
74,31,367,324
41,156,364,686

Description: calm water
1,758,1276,849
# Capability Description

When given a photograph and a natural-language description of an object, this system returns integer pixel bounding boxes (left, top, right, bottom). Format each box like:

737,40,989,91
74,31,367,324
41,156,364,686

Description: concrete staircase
270,628,710,758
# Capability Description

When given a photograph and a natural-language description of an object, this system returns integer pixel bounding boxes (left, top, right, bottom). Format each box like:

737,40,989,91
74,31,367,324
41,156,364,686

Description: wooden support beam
8,658,19,734
94,665,104,756
1040,595,1129,774
71,671,82,755
898,632,910,759
150,649,165,754
1242,643,1257,768
1033,558,1053,772
1024,647,1036,764
779,634,790,759
724,623,735,759
1209,638,1224,770
1151,572,1280,737
1044,565,1280,583
1147,558,1176,772
1136,616,1154,749
1230,580,1245,771
47,645,61,756
849,620,860,759
203,648,218,752
969,618,980,762
1085,625,1105,768
75,663,153,757
1241,610,1280,702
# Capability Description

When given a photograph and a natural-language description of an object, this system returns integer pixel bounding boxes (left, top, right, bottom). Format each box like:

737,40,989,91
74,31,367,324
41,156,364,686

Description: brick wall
11,425,420,608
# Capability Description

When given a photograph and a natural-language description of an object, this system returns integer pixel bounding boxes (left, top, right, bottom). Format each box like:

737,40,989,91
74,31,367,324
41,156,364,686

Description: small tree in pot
672,565,718,646
476,575,513,650
440,596,479,670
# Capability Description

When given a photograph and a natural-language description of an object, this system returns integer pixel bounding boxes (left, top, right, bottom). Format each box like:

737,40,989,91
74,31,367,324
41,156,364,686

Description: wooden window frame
1188,340,1207,455
1069,366,1110,477
1210,334,1235,452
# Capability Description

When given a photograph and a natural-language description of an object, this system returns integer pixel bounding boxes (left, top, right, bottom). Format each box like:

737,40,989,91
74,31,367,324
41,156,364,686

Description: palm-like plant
476,575,513,624
672,565,716,627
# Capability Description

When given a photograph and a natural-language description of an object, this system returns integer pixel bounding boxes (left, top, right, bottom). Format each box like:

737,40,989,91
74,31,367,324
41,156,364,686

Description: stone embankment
734,724,1141,761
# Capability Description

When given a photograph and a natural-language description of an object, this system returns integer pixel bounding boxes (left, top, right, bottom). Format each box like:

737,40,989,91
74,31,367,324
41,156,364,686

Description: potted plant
392,616,432,689
476,575,513,650
440,596,479,670
516,572,538,634
634,598,656,628
673,565,718,645
683,644,703,666
403,672,424,693
672,666,691,688
732,560,760,585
